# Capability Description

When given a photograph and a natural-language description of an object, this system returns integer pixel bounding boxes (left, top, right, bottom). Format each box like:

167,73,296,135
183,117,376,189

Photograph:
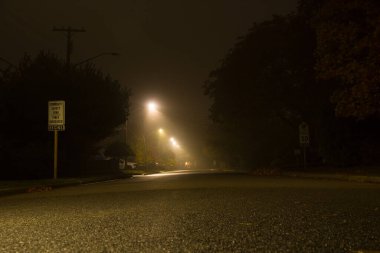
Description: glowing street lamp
170,137,181,149
147,101,158,113
158,128,164,135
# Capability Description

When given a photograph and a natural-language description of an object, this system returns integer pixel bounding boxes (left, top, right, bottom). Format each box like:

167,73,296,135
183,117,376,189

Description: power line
52,26,86,67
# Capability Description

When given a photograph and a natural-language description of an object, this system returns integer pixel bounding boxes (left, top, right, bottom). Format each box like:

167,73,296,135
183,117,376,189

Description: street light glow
158,128,164,134
170,137,181,149
147,101,158,113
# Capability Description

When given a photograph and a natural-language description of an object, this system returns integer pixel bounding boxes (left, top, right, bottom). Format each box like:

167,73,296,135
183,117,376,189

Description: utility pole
53,26,86,67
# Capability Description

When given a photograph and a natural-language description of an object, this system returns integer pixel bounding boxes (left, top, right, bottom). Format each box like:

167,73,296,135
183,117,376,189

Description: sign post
48,101,65,179
299,122,310,169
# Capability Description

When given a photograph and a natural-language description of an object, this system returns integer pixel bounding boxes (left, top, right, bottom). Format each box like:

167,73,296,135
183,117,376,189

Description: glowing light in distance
170,137,180,148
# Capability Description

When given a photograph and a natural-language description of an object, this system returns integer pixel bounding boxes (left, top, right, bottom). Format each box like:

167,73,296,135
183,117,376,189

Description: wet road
0,171,379,252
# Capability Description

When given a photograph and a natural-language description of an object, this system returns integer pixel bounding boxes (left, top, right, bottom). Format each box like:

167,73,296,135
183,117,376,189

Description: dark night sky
1,0,298,154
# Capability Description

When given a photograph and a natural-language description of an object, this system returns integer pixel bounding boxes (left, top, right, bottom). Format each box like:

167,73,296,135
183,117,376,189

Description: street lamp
74,52,119,67
125,100,160,143
170,137,181,149
146,101,158,113
143,128,166,169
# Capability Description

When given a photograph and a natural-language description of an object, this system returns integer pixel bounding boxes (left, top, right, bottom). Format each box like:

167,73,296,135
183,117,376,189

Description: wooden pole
54,130,58,179
303,145,307,170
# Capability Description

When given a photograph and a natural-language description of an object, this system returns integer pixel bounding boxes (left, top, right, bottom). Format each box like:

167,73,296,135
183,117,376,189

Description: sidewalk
282,166,380,184
246,166,380,184
282,171,380,184
0,174,132,198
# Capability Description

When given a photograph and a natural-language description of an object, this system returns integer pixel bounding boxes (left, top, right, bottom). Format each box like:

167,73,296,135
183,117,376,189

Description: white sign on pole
48,100,65,131
299,122,310,146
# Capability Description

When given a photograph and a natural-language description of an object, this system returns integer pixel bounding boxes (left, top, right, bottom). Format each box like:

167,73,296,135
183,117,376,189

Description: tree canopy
0,52,129,178
204,14,318,167
203,0,380,169
314,0,380,119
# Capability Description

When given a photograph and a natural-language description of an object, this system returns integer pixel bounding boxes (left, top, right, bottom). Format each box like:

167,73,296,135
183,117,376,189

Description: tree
315,0,380,119
204,0,380,168
104,141,134,159
204,14,319,168
0,52,129,178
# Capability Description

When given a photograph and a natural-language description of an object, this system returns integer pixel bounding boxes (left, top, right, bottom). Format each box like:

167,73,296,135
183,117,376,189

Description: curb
0,174,132,198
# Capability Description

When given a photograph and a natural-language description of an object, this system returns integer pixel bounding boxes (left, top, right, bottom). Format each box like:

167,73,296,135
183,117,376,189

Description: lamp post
143,128,165,169
125,100,161,167
144,101,159,168
126,100,159,143
157,128,165,165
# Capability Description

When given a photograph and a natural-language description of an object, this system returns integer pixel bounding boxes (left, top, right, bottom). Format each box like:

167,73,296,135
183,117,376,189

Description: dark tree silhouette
104,141,134,159
204,14,318,168
314,0,380,119
203,0,380,169
0,52,130,179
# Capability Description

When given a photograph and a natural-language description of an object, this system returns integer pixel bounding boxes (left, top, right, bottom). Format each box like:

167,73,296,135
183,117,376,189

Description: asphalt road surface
0,171,379,252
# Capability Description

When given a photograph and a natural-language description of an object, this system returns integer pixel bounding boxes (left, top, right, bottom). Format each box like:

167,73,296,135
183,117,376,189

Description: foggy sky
1,0,298,153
